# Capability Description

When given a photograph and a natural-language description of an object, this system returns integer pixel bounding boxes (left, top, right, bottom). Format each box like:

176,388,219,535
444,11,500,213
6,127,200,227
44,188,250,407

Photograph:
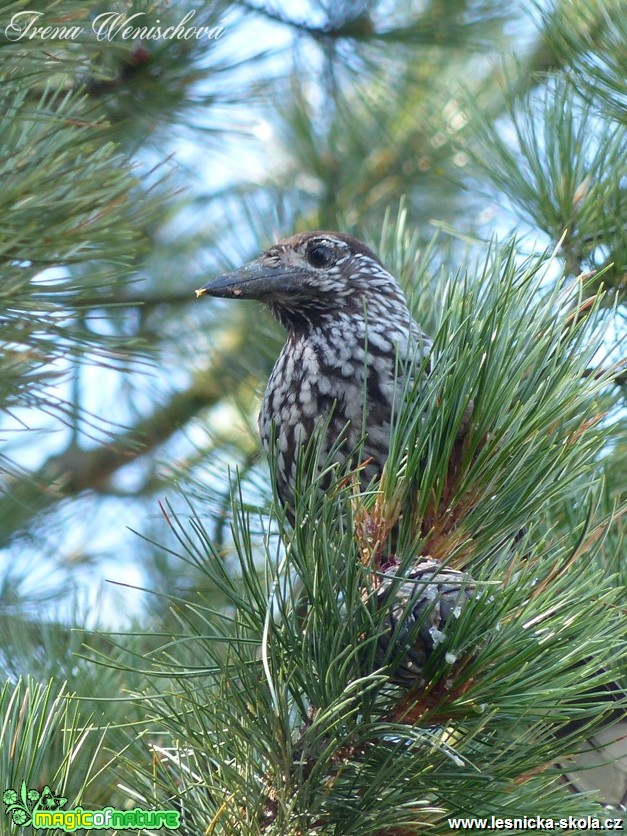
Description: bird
196,231,627,809
196,231,431,517
558,685,627,807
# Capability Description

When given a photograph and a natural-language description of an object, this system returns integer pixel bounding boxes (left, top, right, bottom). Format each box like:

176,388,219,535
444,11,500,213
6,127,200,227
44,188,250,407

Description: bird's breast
258,328,402,506
261,333,376,431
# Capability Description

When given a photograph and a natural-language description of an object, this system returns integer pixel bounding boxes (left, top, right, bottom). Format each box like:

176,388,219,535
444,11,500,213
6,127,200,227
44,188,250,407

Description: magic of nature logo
2,781,180,831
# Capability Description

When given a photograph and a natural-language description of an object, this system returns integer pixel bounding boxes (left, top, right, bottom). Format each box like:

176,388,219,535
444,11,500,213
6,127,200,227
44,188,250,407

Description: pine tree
1,0,624,832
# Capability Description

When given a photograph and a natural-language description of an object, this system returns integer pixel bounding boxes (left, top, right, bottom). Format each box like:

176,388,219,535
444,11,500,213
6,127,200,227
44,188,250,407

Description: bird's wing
562,719,627,809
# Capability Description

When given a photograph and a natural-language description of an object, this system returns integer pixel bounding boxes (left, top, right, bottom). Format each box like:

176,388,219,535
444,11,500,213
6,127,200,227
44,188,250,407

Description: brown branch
582,367,627,386
56,290,197,311
0,331,248,545
234,0,373,39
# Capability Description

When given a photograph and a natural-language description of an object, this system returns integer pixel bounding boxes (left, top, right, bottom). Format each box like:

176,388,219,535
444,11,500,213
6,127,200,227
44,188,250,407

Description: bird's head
196,231,409,330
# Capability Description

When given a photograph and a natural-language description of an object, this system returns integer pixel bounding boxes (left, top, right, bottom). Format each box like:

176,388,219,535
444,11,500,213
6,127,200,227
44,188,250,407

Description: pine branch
0,678,107,819
460,75,626,291
92,239,626,830
541,0,627,123
0,331,249,545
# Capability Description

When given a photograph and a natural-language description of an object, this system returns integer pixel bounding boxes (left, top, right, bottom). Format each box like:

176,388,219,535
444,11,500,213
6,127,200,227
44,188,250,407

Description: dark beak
195,260,302,301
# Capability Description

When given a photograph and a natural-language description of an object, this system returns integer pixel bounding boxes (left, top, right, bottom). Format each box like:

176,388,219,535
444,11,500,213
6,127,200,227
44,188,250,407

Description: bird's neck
271,295,414,339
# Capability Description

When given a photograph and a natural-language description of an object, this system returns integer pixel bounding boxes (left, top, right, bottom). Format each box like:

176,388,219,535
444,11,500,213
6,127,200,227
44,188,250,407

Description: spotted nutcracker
197,231,431,515
196,231,627,809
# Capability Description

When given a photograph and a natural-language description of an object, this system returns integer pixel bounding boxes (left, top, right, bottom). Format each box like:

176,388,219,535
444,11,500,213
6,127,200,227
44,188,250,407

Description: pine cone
374,558,475,687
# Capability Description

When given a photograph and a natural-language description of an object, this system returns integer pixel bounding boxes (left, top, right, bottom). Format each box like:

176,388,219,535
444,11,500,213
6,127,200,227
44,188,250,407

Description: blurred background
1,0,624,678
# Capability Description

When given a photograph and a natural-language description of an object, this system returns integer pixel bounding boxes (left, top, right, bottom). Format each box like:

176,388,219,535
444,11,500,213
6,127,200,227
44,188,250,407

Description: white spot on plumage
301,399,319,417
293,422,306,444
317,376,332,395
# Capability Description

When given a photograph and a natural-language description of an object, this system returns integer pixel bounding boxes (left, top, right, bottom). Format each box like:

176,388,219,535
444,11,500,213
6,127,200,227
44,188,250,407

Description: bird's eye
307,244,334,268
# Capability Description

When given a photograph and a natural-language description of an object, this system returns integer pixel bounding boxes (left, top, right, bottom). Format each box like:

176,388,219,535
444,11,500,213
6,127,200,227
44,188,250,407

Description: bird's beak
195,260,301,301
